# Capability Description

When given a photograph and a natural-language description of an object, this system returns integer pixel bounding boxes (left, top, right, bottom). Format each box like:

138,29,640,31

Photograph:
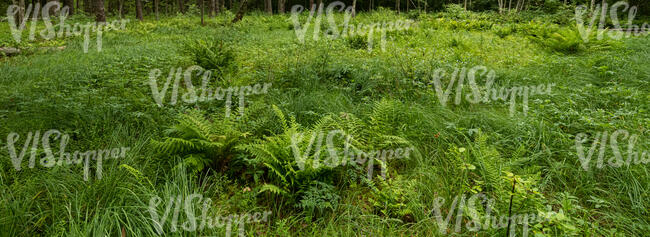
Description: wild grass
1,7,649,236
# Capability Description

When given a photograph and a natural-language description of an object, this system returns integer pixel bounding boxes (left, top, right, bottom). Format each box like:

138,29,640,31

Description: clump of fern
472,131,505,193
186,39,237,73
241,103,419,207
493,25,514,38
150,110,247,175
239,105,343,202
346,35,368,50
529,26,620,54
367,176,416,221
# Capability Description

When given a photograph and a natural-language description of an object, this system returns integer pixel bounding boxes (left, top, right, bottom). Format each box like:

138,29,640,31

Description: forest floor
1,7,649,236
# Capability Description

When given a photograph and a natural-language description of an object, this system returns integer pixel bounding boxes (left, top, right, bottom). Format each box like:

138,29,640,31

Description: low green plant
186,39,236,72
150,110,247,175
346,35,368,50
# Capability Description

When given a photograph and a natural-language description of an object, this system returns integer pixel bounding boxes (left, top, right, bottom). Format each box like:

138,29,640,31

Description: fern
151,110,245,175
473,131,504,193
242,104,419,206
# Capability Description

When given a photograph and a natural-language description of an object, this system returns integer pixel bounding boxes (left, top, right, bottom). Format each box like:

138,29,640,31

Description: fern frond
259,183,289,196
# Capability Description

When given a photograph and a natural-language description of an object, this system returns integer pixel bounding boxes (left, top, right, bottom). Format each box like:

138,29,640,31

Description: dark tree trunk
200,0,204,25
119,0,123,18
94,0,106,22
265,0,271,14
178,0,185,13
84,0,92,14
277,0,284,13
231,0,248,23
136,0,143,20
14,0,25,26
154,0,159,20
208,0,214,16
396,0,399,14
64,0,74,15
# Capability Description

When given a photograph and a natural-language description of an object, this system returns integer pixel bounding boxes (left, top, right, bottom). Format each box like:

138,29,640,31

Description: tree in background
200,0,205,25
278,0,285,13
395,0,400,13
154,0,159,19
265,0,272,14
136,0,143,20
232,0,248,22
178,0,185,13
64,0,74,15
95,0,106,22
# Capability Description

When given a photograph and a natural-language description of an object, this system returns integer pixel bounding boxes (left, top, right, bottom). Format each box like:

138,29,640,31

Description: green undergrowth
1,7,649,236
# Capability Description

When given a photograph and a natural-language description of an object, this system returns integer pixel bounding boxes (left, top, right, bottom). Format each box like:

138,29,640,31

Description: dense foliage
1,3,649,237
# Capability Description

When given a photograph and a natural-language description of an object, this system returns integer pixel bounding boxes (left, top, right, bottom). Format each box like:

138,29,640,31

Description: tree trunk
47,0,58,15
309,0,313,11
136,0,143,20
396,0,400,14
231,0,248,23
200,0,205,25
14,0,25,27
95,0,106,22
84,0,92,14
178,0,185,13
208,0,213,16
352,0,356,17
64,0,74,15
277,0,284,13
266,0,272,14
118,0,123,18
154,0,159,19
